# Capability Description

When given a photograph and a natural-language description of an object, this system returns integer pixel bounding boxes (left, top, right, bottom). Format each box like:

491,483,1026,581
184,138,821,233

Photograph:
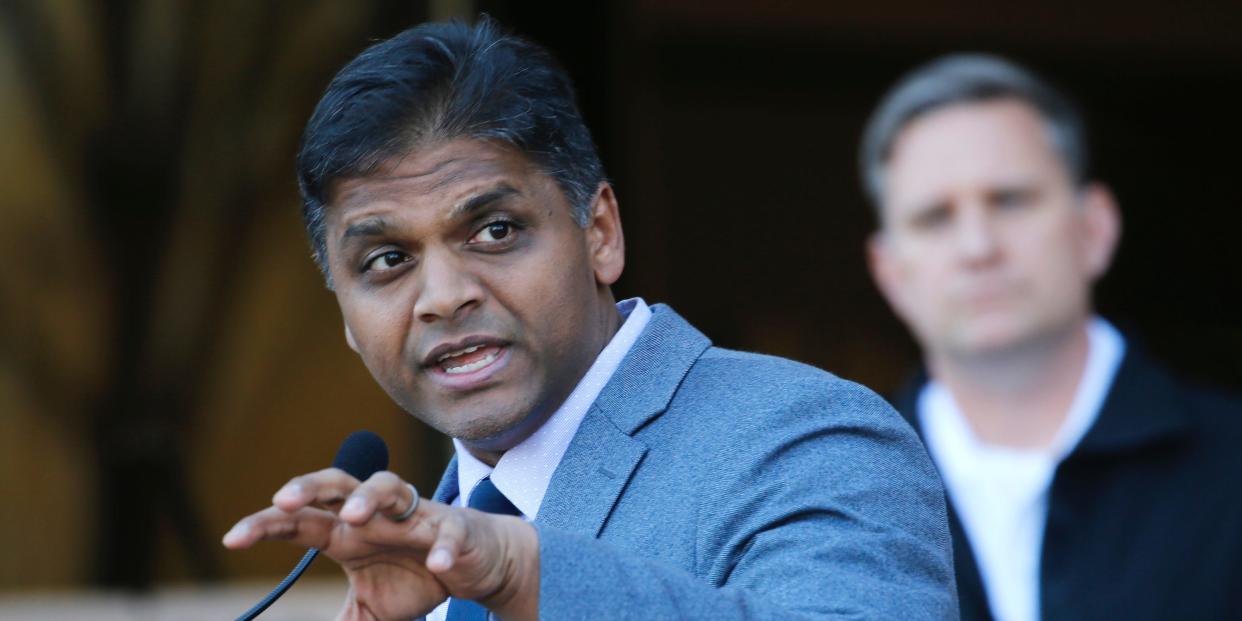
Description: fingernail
275,483,302,502
223,523,248,544
344,497,366,514
428,548,452,569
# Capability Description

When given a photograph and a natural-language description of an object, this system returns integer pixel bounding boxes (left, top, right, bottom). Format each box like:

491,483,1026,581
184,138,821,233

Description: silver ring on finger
392,482,419,521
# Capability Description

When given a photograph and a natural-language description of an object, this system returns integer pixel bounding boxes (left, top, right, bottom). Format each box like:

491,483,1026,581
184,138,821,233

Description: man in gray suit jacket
224,18,957,620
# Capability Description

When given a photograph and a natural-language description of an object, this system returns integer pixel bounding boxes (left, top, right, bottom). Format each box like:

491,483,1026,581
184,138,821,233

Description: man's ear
1080,183,1122,280
585,183,625,286
345,323,360,353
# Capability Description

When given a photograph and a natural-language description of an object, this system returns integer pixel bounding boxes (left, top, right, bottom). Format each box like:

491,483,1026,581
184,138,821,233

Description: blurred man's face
868,99,1118,361
323,139,624,460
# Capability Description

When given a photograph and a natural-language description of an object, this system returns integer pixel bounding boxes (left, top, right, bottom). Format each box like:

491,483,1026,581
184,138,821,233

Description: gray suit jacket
431,304,957,619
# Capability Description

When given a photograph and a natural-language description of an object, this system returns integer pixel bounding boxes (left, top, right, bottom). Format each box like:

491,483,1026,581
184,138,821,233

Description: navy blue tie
444,478,521,621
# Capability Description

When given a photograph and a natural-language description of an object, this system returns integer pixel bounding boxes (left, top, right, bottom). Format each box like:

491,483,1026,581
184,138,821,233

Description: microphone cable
234,430,389,621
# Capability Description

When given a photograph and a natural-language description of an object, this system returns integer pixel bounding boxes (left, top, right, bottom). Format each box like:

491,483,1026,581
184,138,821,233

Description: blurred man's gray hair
860,53,1089,210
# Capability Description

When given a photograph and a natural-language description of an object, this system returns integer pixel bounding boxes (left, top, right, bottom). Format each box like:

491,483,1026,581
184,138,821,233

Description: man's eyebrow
341,216,391,241
448,184,521,220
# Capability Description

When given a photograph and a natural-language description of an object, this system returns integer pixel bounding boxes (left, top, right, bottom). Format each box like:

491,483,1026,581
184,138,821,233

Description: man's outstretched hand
223,469,540,621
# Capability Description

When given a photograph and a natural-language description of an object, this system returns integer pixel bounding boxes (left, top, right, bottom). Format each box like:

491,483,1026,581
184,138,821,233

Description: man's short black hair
296,17,605,283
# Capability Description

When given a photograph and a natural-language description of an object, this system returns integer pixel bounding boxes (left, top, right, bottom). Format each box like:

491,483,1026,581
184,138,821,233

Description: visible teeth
438,344,482,363
444,350,499,374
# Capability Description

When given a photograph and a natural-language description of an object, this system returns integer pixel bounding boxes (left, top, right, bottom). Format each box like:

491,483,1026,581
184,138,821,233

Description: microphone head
332,430,389,481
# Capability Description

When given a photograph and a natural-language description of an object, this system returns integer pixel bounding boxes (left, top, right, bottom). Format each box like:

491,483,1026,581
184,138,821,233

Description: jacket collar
893,344,1192,457
1072,346,1190,455
586,304,712,435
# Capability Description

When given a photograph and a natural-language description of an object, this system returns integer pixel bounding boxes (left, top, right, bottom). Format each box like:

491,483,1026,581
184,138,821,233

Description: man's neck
463,298,625,467
930,320,1092,450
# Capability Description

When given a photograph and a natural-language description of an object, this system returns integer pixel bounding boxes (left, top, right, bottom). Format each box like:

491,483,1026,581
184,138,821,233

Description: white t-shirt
918,318,1125,621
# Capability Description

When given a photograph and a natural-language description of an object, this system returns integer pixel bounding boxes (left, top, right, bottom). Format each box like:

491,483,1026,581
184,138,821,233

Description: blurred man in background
861,54,1242,620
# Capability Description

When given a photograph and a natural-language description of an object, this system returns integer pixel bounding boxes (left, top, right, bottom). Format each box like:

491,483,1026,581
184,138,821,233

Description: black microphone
235,430,390,621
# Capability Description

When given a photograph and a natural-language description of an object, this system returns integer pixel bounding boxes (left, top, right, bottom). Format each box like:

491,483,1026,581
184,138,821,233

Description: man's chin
418,384,562,455
443,407,540,453
944,320,1037,358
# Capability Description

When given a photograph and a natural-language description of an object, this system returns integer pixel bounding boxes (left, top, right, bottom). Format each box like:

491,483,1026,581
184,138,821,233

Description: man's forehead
330,141,531,211
882,101,1062,203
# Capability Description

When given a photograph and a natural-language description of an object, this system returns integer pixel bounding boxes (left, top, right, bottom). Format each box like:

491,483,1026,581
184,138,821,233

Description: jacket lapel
535,406,648,536
1072,346,1190,456
535,304,711,537
431,454,460,504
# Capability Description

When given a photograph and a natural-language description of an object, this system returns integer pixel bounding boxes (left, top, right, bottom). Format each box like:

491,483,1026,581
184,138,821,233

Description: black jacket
893,347,1242,620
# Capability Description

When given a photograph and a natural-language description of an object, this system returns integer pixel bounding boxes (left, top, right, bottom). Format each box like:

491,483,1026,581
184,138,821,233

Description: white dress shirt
918,318,1125,621
426,298,651,621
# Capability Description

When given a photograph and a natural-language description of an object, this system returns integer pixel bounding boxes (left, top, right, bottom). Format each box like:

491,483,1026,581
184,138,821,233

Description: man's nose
412,250,484,323
954,204,1001,266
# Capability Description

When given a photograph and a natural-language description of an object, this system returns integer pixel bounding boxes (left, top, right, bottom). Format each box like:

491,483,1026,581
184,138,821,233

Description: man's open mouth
436,344,504,374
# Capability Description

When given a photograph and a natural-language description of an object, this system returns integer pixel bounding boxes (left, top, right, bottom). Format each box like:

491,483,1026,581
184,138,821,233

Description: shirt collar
452,297,652,518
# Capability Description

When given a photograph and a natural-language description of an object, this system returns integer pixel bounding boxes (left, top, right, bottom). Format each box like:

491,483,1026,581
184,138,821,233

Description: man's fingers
222,506,338,550
340,471,421,525
425,512,468,573
273,467,361,512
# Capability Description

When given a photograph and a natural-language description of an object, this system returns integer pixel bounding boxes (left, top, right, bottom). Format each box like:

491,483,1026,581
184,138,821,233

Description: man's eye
993,190,1033,210
471,221,515,243
364,250,411,272
912,205,951,230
